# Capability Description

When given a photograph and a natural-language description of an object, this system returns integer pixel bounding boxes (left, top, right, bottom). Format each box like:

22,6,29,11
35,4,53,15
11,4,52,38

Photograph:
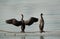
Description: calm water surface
0,0,60,39
0,35,60,39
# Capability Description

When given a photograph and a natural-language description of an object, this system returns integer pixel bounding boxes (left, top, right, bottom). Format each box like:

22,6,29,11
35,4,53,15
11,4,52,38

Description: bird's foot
21,31,25,33
40,31,45,33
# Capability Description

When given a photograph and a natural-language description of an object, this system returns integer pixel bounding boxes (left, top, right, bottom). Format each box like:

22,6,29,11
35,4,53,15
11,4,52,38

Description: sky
0,0,60,32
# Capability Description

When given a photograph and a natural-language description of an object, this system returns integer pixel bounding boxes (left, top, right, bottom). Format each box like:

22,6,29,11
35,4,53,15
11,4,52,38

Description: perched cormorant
39,13,44,33
20,14,25,32
6,14,38,32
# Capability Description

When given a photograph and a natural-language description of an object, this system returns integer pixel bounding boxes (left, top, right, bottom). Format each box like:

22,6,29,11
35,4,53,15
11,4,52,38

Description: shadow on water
20,35,44,39
0,33,45,39
21,36,25,39
0,33,60,39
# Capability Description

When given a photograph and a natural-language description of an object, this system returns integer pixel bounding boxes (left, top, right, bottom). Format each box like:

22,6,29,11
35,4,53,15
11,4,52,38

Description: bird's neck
21,16,24,21
41,15,43,19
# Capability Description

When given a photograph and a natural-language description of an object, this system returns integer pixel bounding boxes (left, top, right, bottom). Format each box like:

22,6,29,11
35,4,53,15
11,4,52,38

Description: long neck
21,15,23,20
41,15,43,19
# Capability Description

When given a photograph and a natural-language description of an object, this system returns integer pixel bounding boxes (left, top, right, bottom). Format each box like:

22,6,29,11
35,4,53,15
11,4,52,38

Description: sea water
0,35,60,39
0,0,60,39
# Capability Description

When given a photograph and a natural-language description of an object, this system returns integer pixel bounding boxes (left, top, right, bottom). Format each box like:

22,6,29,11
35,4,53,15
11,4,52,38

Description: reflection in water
21,36,25,39
20,35,44,39
40,36,44,39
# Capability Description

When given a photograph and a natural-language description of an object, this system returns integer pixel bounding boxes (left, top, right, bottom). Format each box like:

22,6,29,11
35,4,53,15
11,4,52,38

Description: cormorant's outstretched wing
6,18,22,27
25,17,38,26
6,17,38,26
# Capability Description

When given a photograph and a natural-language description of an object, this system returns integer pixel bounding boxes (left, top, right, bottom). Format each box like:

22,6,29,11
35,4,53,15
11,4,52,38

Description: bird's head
40,13,43,16
21,14,24,17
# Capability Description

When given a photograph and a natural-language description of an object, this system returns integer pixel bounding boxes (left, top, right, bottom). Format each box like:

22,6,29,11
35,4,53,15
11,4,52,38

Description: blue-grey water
0,0,60,39
0,35,60,39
